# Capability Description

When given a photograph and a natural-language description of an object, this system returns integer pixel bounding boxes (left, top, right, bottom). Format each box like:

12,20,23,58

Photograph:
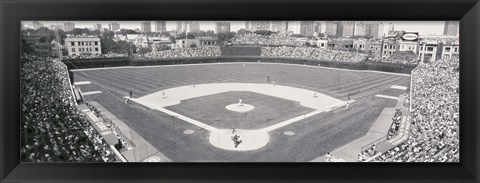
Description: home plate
144,156,161,162
209,129,269,151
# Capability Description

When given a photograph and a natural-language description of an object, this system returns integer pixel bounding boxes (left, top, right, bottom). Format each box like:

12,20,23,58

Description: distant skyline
23,21,450,35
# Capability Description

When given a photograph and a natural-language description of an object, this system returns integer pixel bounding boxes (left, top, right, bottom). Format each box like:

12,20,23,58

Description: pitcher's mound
225,104,254,112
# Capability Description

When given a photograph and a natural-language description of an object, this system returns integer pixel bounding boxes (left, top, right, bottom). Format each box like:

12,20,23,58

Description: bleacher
221,46,262,56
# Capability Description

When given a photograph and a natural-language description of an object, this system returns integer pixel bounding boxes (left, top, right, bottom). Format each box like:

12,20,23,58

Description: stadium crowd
261,46,294,57
372,51,420,65
290,47,316,58
261,46,368,62
232,33,304,47
21,56,118,162
374,56,459,162
63,53,128,60
134,46,221,59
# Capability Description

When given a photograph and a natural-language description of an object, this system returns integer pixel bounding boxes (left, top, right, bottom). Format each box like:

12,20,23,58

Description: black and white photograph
20,20,459,163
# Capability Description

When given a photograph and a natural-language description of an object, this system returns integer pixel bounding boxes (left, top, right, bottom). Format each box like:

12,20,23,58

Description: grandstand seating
373,56,459,162
20,56,118,162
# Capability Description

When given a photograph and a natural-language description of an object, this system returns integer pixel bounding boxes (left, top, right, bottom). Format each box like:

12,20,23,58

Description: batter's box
132,83,352,151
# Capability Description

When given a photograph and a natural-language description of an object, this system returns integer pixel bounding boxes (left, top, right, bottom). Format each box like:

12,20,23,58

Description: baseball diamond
73,62,409,162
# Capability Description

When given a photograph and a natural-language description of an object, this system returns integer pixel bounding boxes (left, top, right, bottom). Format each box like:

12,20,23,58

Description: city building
381,37,399,59
177,21,187,32
189,21,200,32
317,39,328,49
113,34,127,42
440,40,459,59
198,37,219,46
151,38,173,52
300,21,315,36
125,34,140,43
398,40,419,54
140,21,151,33
109,22,120,31
337,22,355,37
287,21,301,34
215,22,231,33
32,21,44,29
327,39,354,51
443,21,459,36
64,22,75,32
365,22,380,37
366,39,383,59
64,35,102,56
376,22,385,37
246,21,271,32
325,21,338,36
354,22,367,36
155,21,167,33
176,21,200,32
353,39,368,52
122,34,150,48
271,21,288,34
314,22,322,36
388,22,395,34
173,37,218,49
93,24,102,31
174,39,200,49
418,40,439,63
396,32,420,54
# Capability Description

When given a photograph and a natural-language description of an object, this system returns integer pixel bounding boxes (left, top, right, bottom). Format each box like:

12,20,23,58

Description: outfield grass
74,62,410,162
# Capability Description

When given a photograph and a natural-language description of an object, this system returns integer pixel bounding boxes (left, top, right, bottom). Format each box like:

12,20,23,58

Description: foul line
390,85,407,90
375,94,399,100
82,91,102,96
133,83,353,135
74,81,92,85
156,108,216,132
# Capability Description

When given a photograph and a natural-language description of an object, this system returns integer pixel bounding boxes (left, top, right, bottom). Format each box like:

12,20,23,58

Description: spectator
232,33,304,47
374,56,459,162
21,55,118,162
134,46,221,59
261,46,367,63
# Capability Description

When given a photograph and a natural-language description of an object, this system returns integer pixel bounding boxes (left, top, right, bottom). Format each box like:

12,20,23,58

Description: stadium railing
110,145,127,162
360,134,388,153
409,65,420,112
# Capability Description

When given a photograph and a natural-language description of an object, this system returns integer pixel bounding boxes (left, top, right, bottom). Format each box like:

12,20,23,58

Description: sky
23,21,449,35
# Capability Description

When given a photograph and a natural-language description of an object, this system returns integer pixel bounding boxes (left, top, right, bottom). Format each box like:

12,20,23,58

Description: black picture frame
1,0,479,182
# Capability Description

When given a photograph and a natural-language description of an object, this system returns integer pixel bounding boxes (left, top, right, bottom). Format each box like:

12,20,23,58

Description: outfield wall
218,57,416,74
64,56,416,74
63,57,130,70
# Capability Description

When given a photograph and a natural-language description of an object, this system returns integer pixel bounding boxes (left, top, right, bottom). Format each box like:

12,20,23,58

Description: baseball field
73,62,410,162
